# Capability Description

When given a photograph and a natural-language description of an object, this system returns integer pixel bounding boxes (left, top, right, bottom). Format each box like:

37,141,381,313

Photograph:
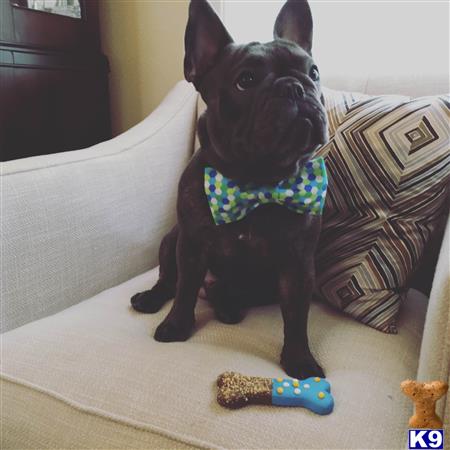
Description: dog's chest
209,205,311,266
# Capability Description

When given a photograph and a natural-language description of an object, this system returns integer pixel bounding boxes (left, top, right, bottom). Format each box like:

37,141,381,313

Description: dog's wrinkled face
185,0,328,184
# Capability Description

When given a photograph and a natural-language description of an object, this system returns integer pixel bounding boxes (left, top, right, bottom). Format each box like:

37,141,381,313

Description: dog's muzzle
273,76,306,101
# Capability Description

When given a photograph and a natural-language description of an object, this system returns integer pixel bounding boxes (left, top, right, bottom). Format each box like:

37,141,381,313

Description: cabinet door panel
0,1,15,44
0,0,110,161
12,6,89,50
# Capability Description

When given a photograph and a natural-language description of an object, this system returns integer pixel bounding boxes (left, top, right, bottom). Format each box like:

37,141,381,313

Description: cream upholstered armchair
1,75,449,449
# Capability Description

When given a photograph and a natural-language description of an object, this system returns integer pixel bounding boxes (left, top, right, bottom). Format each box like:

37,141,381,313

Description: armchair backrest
1,82,198,333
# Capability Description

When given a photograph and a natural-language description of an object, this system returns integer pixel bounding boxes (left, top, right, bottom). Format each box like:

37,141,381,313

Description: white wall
222,1,449,79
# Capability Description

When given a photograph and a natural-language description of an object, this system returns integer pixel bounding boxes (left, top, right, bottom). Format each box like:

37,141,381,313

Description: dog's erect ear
273,0,313,54
184,0,233,87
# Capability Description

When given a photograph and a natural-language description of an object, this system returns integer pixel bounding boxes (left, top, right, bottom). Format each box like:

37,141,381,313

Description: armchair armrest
417,213,450,425
1,81,198,333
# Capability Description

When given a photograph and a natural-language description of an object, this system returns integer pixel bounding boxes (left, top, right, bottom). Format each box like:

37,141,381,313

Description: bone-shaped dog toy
217,372,334,415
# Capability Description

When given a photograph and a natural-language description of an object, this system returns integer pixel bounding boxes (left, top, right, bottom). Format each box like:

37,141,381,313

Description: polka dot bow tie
204,157,328,225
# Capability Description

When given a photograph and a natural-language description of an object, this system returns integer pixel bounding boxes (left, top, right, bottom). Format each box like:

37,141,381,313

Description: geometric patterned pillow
315,88,450,333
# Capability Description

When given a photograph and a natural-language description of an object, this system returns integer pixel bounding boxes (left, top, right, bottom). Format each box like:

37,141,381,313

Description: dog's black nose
274,77,305,100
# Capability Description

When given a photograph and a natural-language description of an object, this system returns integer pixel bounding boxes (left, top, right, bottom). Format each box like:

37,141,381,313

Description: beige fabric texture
1,81,197,333
1,267,431,450
321,73,450,98
1,380,194,450
417,215,450,427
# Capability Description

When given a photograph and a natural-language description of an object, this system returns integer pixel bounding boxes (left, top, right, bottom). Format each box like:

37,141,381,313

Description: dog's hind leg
130,225,178,313
206,276,247,325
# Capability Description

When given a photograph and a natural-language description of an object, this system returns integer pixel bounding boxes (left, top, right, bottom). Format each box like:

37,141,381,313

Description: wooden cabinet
0,0,111,161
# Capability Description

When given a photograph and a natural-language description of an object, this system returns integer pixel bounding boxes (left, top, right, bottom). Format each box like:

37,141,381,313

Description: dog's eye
236,71,256,91
309,65,320,82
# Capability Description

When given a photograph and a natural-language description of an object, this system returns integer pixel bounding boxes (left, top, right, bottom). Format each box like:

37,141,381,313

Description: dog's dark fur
131,0,329,379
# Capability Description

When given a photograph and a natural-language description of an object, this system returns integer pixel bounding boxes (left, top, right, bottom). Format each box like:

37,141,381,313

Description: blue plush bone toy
217,372,334,415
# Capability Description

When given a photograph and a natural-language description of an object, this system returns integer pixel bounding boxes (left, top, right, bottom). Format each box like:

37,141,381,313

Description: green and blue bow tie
204,157,328,225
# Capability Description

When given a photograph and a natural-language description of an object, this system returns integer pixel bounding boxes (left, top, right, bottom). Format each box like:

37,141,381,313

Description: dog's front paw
154,317,194,342
281,349,325,380
130,284,172,314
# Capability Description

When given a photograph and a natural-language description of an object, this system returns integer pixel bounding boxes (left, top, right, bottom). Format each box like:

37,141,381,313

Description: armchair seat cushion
1,268,429,449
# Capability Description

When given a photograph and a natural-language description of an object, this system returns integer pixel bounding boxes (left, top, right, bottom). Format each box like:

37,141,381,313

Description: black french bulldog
131,0,329,379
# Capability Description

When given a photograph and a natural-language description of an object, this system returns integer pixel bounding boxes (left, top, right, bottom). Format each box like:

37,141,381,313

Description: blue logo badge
408,429,444,449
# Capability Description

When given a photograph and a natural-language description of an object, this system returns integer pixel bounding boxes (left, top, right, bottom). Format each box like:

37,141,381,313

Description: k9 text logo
409,429,444,449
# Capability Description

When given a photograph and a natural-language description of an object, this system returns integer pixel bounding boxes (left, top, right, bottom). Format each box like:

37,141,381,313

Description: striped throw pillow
315,88,450,333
